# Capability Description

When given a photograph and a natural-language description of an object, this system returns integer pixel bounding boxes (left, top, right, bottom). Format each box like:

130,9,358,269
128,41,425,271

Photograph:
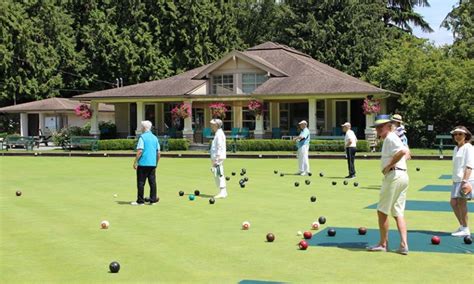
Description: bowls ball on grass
327,228,336,237
318,216,326,224
225,176,230,181
332,181,337,186
16,191,22,197
100,220,110,229
358,227,367,235
310,196,317,202
343,180,348,185
178,191,185,196
194,190,200,196
266,233,275,242
280,173,284,177
431,236,441,245
298,240,309,250
311,222,320,230
305,180,311,185
244,177,249,182
232,172,236,176
319,172,324,177
109,261,120,273
303,231,313,240
242,221,250,230
209,198,215,205
464,236,472,245
354,182,359,187
188,194,195,201
294,182,300,187
308,172,312,176
274,170,278,174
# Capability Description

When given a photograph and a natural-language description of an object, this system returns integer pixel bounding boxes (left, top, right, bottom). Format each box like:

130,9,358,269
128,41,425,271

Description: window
279,103,289,130
164,103,184,131
145,104,156,132
212,74,234,94
316,100,325,131
129,103,137,134
279,102,308,131
223,105,233,130
192,108,204,130
242,102,269,130
242,73,267,93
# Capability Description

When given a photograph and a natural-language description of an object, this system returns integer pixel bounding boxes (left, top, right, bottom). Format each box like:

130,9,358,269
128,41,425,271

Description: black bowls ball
109,261,120,273
318,216,326,224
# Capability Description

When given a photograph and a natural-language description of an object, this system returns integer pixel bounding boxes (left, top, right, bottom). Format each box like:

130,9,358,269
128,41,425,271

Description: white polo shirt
452,143,474,182
381,131,407,171
210,128,226,162
344,129,357,148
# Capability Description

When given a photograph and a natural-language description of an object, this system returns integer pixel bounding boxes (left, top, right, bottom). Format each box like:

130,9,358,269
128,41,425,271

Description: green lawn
0,156,471,283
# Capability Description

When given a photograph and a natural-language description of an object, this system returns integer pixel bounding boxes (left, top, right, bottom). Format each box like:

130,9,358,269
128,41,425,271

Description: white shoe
130,201,145,206
451,227,470,237
451,226,463,235
214,189,228,199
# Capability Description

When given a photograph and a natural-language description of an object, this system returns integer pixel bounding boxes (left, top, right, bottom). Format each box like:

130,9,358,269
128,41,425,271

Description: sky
412,0,458,46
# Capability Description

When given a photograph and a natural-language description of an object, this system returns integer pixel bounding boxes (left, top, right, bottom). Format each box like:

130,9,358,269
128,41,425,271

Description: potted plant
74,104,93,119
247,100,264,117
171,103,191,120
209,102,227,119
362,96,381,115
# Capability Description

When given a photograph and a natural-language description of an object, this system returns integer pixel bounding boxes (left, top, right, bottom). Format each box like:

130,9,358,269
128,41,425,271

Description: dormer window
211,74,234,94
242,73,267,93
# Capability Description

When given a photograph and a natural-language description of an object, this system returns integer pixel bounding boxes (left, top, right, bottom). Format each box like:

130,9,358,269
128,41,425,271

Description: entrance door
27,114,39,136
334,100,350,126
192,108,204,131
129,103,137,135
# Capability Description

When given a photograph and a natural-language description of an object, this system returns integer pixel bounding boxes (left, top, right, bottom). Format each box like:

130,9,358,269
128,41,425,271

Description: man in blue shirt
293,120,311,175
132,120,160,205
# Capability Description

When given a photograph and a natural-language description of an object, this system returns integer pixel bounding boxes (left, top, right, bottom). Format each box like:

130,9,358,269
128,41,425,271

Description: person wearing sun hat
449,126,473,237
391,114,408,146
293,120,310,175
210,119,227,199
341,122,357,179
367,114,410,255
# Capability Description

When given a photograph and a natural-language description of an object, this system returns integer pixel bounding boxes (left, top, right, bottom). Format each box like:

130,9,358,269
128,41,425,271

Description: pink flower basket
171,103,191,119
74,104,92,119
247,100,263,117
209,102,227,119
362,98,381,115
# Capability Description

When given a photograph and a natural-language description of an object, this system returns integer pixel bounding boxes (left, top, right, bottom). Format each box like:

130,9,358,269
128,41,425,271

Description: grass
0,156,472,283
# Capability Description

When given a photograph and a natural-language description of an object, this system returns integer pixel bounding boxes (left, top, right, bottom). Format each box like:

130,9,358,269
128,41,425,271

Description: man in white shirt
210,119,227,199
293,120,311,175
367,115,410,255
342,122,357,179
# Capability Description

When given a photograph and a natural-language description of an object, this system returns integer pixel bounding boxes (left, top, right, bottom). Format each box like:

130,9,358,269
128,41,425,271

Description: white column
135,101,144,135
308,98,317,135
254,114,264,139
182,100,194,141
20,113,28,136
365,113,377,150
38,113,45,133
89,101,100,136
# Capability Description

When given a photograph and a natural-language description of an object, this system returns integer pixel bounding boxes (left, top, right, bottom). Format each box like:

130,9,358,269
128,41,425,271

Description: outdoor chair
230,127,240,139
289,127,298,136
203,128,214,140
272,127,281,139
240,127,250,139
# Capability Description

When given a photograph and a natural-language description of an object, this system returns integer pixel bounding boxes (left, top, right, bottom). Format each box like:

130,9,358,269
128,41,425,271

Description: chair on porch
203,128,214,140
240,127,250,139
272,127,281,139
332,127,343,136
289,127,298,137
230,128,240,139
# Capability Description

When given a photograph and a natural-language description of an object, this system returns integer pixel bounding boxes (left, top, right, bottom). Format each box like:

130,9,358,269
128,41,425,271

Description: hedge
224,139,370,152
98,138,189,151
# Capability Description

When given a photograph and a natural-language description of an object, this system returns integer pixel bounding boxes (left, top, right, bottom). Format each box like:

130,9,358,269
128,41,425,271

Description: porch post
365,113,377,151
38,113,45,133
135,101,144,135
20,113,28,136
183,100,194,142
89,101,100,137
308,98,317,136
254,114,264,139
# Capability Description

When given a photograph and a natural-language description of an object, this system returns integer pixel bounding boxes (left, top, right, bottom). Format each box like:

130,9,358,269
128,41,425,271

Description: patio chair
272,127,281,139
332,127,343,136
230,127,240,139
289,127,298,136
203,127,214,140
240,127,250,139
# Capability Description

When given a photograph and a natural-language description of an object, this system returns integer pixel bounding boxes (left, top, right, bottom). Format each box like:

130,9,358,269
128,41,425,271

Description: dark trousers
136,166,157,203
345,147,356,176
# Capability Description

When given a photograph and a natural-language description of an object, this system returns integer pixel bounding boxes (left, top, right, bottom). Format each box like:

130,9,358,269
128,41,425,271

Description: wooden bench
435,135,455,156
4,136,35,151
64,136,99,151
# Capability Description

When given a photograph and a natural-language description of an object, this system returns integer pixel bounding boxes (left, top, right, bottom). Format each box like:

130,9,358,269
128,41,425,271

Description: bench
64,136,99,151
4,136,35,151
435,135,455,156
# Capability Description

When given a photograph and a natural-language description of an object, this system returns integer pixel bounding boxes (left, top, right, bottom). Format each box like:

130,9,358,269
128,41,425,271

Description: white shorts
451,181,473,200
377,170,409,217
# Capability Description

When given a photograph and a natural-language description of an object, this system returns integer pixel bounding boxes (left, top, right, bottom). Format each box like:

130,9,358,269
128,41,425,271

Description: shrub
99,121,117,139
223,139,371,152
97,138,190,151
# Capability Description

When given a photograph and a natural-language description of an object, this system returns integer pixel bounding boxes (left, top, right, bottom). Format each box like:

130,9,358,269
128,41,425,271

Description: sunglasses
453,133,465,136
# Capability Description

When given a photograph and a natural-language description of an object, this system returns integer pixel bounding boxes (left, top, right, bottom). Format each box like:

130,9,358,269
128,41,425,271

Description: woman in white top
210,119,227,199
450,126,473,237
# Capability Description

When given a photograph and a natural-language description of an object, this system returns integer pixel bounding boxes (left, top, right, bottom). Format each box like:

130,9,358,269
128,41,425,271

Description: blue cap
372,114,392,127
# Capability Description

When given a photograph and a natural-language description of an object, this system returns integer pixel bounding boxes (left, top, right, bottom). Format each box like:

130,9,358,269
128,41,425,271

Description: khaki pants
377,170,409,217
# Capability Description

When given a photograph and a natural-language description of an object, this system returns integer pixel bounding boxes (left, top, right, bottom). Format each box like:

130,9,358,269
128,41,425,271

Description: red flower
247,100,263,116
74,104,92,119
362,98,381,115
171,103,191,119
209,102,227,119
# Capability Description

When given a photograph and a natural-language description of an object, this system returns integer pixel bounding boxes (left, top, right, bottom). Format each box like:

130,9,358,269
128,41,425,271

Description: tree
366,36,474,147
384,0,433,33
441,0,473,59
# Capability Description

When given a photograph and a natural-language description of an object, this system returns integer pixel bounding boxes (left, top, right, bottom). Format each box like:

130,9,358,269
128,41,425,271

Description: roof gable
193,51,288,79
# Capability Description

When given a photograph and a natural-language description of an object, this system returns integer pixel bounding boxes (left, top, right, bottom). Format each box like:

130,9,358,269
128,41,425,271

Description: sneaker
147,202,157,205
451,226,463,235
452,228,470,237
345,175,356,179
393,247,409,255
300,172,307,176
366,244,387,252
130,201,145,206
214,193,227,199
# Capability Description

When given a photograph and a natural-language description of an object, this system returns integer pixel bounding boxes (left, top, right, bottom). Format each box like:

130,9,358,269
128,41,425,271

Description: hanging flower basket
74,104,92,119
247,100,264,117
171,103,191,120
362,97,381,115
209,102,227,119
